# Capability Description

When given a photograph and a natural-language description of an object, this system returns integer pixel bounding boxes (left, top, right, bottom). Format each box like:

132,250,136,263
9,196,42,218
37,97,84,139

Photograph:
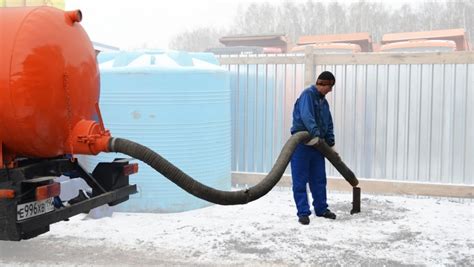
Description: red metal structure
380,28,470,52
290,43,362,54
218,34,288,53
295,32,373,52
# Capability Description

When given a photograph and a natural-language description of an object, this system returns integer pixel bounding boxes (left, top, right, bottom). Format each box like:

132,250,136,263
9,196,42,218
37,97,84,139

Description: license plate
17,198,55,221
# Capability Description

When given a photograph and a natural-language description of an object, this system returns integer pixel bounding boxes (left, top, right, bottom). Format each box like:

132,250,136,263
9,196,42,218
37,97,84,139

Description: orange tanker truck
0,6,140,241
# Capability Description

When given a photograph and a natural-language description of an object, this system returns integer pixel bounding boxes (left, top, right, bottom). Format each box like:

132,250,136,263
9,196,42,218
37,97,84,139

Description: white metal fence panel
225,63,305,173
220,53,474,185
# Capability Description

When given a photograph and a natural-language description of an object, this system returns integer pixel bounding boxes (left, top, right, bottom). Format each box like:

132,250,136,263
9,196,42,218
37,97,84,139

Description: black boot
317,209,336,220
298,216,310,225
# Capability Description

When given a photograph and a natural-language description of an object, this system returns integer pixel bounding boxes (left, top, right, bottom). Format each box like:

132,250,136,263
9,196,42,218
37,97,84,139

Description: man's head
315,71,335,95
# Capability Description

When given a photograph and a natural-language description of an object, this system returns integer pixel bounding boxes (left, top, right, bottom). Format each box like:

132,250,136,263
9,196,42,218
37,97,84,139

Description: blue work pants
290,143,328,217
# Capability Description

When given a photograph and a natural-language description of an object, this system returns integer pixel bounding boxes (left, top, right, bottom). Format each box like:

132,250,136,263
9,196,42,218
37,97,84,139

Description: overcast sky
65,0,424,50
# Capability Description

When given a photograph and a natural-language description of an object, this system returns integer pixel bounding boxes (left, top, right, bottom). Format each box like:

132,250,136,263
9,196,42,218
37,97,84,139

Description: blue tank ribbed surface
81,51,231,213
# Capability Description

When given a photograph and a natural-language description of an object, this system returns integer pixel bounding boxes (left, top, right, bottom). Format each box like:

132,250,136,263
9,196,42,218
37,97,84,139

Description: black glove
327,139,335,147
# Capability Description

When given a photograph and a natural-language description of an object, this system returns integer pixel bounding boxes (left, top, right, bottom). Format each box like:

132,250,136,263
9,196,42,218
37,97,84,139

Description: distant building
290,43,362,54
217,34,288,54
293,32,373,53
380,28,470,52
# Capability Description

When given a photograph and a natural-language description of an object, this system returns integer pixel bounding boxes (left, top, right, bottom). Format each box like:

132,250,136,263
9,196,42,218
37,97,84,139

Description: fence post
304,46,314,87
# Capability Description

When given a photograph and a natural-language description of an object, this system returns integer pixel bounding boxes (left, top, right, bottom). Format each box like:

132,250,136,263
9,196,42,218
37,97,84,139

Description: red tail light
0,189,15,199
123,163,139,176
36,182,61,201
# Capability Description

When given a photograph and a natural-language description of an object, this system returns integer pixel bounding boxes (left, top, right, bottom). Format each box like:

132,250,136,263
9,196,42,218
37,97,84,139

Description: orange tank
0,6,110,165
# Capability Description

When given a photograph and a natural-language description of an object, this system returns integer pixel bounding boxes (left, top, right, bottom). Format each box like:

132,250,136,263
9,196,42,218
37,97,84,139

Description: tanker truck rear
0,6,138,241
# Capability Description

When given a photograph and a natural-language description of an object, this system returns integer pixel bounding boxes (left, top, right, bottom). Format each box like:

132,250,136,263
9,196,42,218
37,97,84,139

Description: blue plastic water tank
80,50,231,213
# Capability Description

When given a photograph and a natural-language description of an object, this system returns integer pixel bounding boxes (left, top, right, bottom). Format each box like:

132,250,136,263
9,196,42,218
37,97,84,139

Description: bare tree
442,0,474,39
276,1,304,43
418,1,445,31
325,2,347,35
169,27,225,52
299,1,326,36
347,1,388,42
230,2,278,35
169,0,473,52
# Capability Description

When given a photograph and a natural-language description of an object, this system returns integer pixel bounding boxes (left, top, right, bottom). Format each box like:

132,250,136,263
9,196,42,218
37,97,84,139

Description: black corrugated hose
108,131,358,205
310,139,359,187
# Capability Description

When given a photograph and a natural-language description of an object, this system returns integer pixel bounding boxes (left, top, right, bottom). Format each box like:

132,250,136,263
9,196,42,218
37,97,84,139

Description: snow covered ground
1,188,473,266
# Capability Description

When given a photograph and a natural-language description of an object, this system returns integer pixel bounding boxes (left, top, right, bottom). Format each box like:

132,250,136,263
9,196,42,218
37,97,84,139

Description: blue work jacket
291,85,335,146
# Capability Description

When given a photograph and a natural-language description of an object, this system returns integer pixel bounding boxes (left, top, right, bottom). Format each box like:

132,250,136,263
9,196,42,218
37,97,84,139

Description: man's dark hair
317,71,335,81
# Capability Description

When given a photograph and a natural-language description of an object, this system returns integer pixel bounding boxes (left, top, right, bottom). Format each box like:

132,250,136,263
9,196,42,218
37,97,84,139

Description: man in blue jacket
290,71,337,225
